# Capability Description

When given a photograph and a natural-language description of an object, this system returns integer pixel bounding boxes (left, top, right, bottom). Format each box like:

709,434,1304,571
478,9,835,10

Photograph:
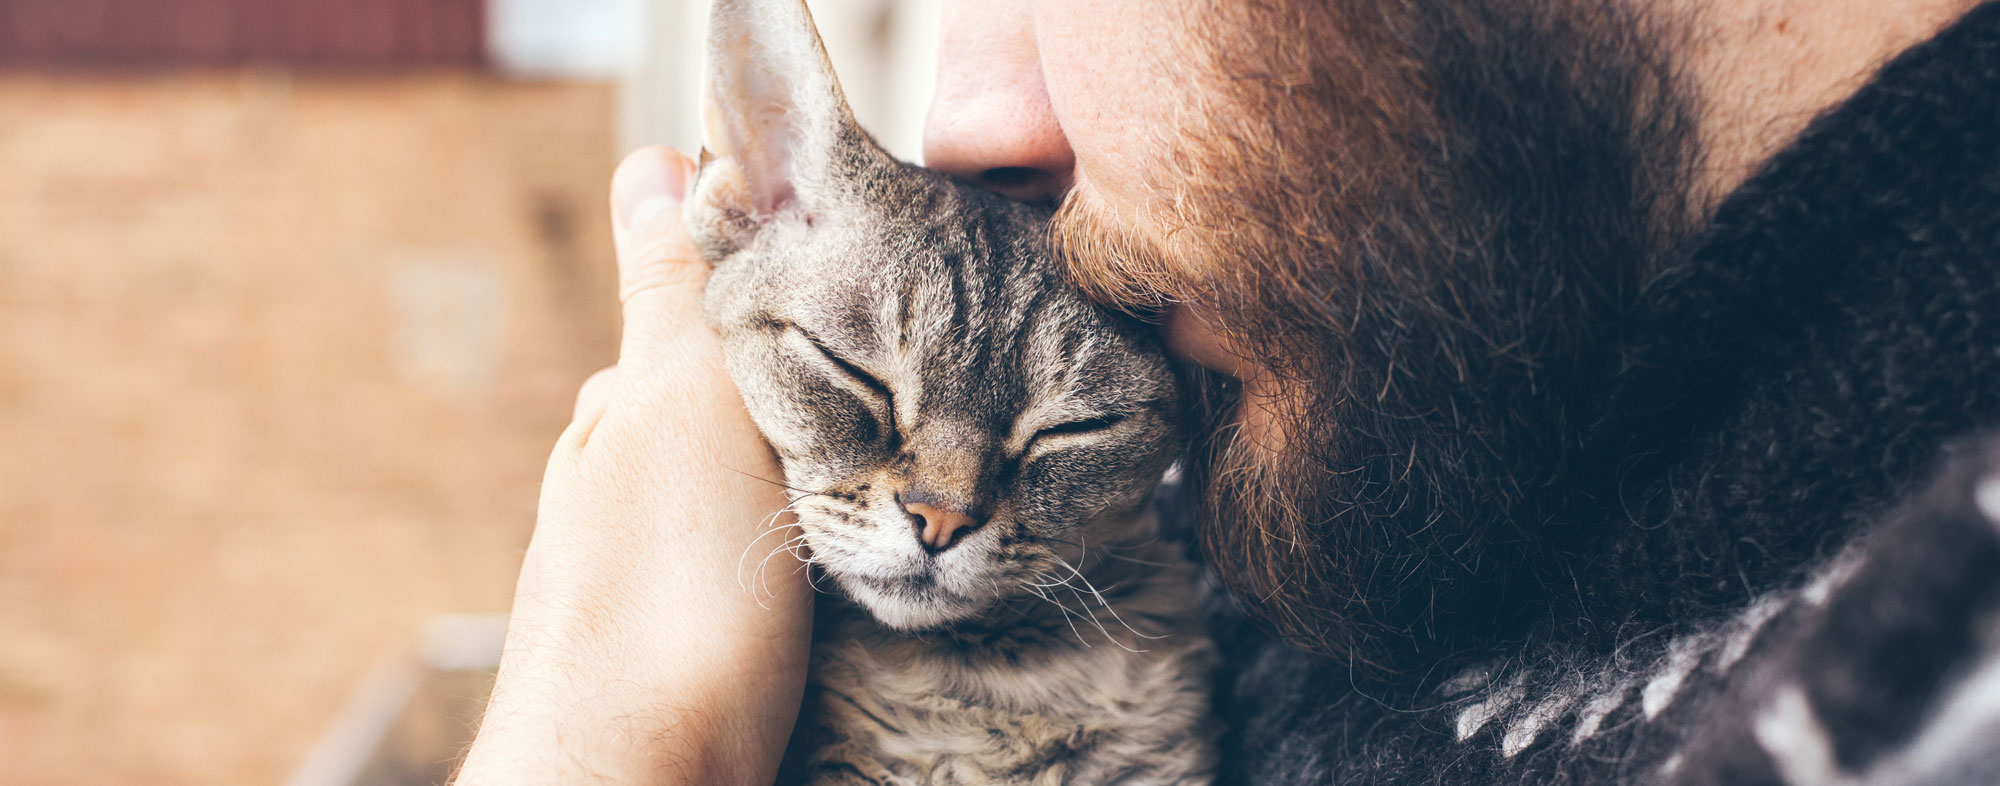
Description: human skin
453,1,1977,783
453,149,811,786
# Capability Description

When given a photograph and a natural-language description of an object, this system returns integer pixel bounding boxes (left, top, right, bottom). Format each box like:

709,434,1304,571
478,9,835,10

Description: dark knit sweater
1213,5,2000,783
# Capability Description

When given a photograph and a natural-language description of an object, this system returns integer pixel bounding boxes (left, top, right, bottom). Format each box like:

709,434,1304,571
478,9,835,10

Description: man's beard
1053,0,1702,668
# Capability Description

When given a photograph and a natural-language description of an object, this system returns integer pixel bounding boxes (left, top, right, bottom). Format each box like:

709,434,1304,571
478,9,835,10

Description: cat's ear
694,0,873,223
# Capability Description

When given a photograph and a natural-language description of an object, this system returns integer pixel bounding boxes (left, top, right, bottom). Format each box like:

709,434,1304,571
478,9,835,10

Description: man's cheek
1164,308,1260,379
1232,376,1293,461
1030,0,1198,217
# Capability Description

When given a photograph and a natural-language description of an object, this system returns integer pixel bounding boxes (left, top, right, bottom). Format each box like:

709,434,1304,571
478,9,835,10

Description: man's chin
835,572,991,631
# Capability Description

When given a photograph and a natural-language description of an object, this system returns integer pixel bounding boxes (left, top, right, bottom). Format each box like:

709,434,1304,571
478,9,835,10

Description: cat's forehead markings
887,345,926,430
883,271,925,356
874,275,929,424
998,323,1086,451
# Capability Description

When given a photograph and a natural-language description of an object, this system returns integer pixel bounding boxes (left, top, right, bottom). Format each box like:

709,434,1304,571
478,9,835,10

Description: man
456,0,2000,783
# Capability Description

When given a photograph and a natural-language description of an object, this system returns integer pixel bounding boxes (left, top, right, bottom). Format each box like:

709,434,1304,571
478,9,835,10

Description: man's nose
898,492,986,554
923,0,1075,202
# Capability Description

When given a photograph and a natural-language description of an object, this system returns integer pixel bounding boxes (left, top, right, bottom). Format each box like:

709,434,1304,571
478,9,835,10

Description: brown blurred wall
0,0,486,66
0,66,621,786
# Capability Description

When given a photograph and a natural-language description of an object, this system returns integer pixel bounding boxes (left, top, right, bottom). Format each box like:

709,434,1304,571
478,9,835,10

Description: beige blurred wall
0,69,621,786
0,3,941,784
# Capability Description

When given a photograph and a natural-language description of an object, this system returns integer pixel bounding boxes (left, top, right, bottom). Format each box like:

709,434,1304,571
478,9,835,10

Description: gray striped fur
685,2,1216,783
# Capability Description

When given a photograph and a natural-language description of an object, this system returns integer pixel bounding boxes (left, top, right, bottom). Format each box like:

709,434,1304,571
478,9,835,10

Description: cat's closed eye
1023,412,1135,458
797,327,892,403
1035,413,1127,440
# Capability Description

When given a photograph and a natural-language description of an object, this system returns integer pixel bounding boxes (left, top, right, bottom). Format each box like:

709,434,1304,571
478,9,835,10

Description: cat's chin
835,573,993,631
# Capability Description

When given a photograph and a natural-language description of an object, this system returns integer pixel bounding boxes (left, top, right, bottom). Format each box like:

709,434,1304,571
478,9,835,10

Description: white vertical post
488,0,642,80
882,0,942,163
619,0,708,155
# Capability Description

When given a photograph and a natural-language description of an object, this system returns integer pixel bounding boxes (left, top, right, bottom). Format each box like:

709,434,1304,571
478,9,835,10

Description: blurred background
0,1,937,783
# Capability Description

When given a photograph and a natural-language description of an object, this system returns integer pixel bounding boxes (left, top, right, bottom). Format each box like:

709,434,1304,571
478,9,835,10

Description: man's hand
455,147,812,786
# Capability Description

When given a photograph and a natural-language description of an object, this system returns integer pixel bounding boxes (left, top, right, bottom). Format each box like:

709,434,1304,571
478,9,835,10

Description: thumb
610,146,708,357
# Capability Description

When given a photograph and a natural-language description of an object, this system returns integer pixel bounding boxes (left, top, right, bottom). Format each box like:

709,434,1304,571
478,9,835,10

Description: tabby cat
682,1,1217,784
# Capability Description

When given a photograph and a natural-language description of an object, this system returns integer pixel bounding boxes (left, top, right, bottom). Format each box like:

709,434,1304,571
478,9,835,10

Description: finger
573,365,621,421
610,146,708,351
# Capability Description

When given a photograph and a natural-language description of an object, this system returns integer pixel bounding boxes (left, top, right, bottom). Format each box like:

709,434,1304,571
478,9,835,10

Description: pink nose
903,501,983,553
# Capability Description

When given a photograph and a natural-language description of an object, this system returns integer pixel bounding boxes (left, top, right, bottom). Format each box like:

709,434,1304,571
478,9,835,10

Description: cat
682,1,1218,784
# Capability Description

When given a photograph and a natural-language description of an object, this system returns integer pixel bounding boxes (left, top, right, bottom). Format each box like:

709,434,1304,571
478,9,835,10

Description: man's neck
1671,0,1983,214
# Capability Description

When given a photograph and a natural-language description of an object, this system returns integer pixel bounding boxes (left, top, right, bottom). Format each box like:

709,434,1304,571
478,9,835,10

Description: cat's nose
902,500,984,554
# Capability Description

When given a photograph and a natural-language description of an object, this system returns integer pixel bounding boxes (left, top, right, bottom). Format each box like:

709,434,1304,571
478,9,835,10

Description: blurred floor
0,68,621,786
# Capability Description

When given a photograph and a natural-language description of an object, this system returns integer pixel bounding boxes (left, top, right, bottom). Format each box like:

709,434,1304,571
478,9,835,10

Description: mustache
1049,184,1196,315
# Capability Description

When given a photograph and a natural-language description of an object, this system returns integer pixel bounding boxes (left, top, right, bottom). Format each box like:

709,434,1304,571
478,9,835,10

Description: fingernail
612,148,693,234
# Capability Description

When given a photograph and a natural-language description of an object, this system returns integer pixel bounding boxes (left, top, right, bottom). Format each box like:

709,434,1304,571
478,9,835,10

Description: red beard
1052,0,1702,666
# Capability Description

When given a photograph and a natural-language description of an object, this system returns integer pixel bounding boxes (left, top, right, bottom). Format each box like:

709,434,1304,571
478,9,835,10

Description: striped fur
686,2,1217,783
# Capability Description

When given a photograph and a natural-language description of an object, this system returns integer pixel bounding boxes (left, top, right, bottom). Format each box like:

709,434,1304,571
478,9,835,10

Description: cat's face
687,1,1179,631
700,161,1179,630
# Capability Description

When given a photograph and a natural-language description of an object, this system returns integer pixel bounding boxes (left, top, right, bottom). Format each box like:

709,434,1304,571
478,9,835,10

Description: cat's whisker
1063,584,1146,653
1025,583,1093,648
737,509,807,603
1022,575,1077,631
801,563,833,595
1054,555,1169,642
722,465,835,499
753,533,816,599
738,495,819,606
1027,569,1136,651
1094,533,1169,552
1099,552,1177,568
758,529,815,579
1096,548,1168,568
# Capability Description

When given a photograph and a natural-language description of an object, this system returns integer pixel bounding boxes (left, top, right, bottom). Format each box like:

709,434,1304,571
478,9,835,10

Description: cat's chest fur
792,525,1219,786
